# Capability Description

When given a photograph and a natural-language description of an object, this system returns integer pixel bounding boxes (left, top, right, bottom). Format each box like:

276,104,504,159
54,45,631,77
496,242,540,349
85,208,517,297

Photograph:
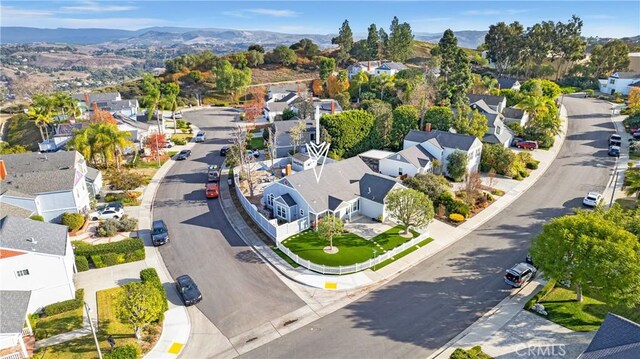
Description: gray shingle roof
0,290,31,334
395,145,432,169
0,151,83,195
292,153,311,162
378,62,408,71
0,202,34,219
470,99,497,116
579,313,640,359
612,72,640,79
85,167,100,182
359,173,399,204
269,84,305,95
279,193,297,207
278,92,298,103
266,101,290,113
630,80,640,87
405,130,478,151
328,196,344,211
72,92,121,104
497,77,519,89
0,215,69,256
273,119,314,147
503,107,526,120
115,113,151,130
467,94,506,110
54,123,88,137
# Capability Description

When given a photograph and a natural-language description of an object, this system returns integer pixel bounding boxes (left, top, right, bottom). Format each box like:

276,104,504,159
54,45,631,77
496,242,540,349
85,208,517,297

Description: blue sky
1,1,639,37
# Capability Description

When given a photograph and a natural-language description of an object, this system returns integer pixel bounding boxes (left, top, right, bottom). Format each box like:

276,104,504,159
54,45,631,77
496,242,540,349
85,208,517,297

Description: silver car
504,262,537,288
194,131,206,143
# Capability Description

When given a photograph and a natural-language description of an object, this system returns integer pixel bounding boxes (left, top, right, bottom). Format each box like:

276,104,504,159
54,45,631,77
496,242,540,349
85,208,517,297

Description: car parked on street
151,219,169,246
511,137,524,147
176,275,202,306
89,207,124,221
195,131,206,143
609,134,622,147
176,149,191,160
205,183,219,199
207,165,220,182
608,145,621,157
515,140,539,150
220,146,228,156
163,140,175,148
582,192,603,207
504,262,537,288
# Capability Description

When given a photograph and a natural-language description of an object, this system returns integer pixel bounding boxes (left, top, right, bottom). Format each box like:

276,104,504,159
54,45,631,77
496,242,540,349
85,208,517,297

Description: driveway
153,108,304,340
242,95,617,358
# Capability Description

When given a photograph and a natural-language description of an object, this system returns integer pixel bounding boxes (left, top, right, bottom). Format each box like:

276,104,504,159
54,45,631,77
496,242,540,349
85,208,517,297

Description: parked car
176,149,191,160
609,134,622,147
516,140,539,150
174,111,183,119
207,165,220,182
511,137,524,147
220,146,228,156
504,262,537,288
252,149,260,158
608,145,621,157
99,201,123,211
163,140,175,148
151,219,169,246
195,131,206,143
89,207,124,221
176,275,202,306
582,192,603,207
205,183,219,199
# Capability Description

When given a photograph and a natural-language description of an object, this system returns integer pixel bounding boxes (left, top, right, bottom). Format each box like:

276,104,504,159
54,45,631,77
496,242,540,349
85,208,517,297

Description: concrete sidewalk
602,105,638,207
218,105,569,291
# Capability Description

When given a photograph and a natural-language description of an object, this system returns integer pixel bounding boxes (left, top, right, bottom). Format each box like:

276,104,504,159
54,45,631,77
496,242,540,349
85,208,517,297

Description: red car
205,183,219,199
516,140,539,150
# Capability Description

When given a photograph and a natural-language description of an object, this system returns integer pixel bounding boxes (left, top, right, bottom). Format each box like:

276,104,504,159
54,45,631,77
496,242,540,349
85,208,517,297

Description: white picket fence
0,352,23,359
276,232,429,275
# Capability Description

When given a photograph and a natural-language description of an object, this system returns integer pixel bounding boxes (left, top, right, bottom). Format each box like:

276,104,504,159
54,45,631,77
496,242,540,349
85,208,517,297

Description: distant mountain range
0,26,488,50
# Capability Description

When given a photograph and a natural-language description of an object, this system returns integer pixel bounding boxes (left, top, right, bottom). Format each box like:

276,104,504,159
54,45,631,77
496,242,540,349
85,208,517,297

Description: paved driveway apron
242,96,616,358
154,108,304,339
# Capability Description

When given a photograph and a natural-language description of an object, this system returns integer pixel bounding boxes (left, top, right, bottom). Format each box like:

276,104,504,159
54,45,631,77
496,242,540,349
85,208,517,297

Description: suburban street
241,95,617,358
153,108,305,340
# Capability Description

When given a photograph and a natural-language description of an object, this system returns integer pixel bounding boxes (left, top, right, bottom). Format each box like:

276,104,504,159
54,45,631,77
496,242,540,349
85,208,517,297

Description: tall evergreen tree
378,28,389,59
484,21,524,76
366,24,380,60
387,17,414,62
332,20,354,64
436,30,471,106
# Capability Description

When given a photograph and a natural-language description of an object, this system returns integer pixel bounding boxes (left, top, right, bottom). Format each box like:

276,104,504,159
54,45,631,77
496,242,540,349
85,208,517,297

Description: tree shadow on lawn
371,226,419,251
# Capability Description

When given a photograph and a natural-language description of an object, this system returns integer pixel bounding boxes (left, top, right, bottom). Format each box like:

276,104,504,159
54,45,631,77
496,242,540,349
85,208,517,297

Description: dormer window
496,126,501,135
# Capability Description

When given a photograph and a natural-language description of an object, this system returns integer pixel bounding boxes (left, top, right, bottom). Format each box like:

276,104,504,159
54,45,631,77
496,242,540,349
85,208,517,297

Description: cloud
0,5,54,17
223,8,298,18
463,9,530,16
60,2,137,13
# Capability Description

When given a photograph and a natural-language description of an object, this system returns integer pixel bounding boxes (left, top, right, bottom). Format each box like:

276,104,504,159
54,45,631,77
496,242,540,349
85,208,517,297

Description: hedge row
140,268,168,321
73,238,144,256
75,256,89,272
104,344,141,359
43,289,84,316
89,249,145,269
524,279,557,310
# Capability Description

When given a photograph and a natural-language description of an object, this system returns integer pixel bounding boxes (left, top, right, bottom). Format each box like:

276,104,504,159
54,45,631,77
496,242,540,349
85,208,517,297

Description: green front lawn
249,136,265,150
538,286,640,331
372,225,419,251
283,230,378,266
374,237,434,270
34,306,84,340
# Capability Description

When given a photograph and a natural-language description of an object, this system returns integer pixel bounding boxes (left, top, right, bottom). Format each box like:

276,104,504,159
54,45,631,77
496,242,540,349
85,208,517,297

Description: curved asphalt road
242,95,617,358
153,108,304,340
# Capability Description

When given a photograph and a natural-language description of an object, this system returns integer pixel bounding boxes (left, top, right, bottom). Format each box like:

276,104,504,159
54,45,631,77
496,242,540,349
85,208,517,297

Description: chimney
425,123,432,133
84,93,89,106
314,105,320,144
286,163,292,176
331,101,335,114
0,160,6,181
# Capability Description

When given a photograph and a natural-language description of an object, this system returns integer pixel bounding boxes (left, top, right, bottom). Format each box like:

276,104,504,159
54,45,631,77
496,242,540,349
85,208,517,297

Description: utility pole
84,302,103,359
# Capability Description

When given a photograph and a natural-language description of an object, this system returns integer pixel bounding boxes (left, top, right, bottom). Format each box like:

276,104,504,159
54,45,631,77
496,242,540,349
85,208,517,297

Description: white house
404,130,483,177
262,156,404,229
468,94,514,148
291,153,317,172
379,145,433,178
0,151,92,223
264,92,299,122
503,107,529,127
0,216,76,313
374,62,408,77
0,290,32,358
347,61,382,78
358,149,396,173
72,92,139,120
38,123,89,153
599,72,640,95
85,166,103,198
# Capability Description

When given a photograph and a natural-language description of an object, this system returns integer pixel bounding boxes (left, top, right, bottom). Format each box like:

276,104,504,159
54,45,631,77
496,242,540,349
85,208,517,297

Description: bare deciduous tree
464,171,483,206
289,120,306,155
231,126,256,197
265,126,277,169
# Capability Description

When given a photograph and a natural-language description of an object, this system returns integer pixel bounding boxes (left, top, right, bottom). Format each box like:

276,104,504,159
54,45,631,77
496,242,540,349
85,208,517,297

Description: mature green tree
385,188,434,234
272,45,298,67
550,15,586,80
387,16,414,62
391,105,419,150
116,282,165,339
435,30,472,106
332,20,354,64
522,21,555,78
290,38,320,57
320,110,380,158
68,122,132,169
378,27,389,58
214,59,251,98
281,108,296,121
360,99,393,149
248,44,265,53
423,106,454,131
446,150,469,182
589,40,630,77
227,52,248,69
140,73,163,133
349,40,371,60
484,21,524,76
28,94,54,141
452,105,488,140
480,143,516,175
245,50,265,68
317,214,344,253
349,71,370,101
624,170,640,198
520,79,561,99
0,143,28,154
366,23,380,60
53,92,81,120
530,211,640,305
594,204,640,239
334,92,351,110
316,56,336,83
288,120,306,154
403,173,451,207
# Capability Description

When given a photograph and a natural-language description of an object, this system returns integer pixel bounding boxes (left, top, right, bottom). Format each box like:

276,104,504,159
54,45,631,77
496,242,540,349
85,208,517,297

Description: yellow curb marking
325,282,337,290
168,342,184,354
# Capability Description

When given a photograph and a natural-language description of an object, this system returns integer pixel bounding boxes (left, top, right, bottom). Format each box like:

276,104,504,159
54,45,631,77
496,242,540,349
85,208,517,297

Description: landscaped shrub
91,255,106,268
525,279,557,310
117,215,138,232
171,136,187,145
125,248,146,262
30,215,45,222
102,252,120,267
72,238,144,256
42,289,84,316
97,219,119,237
105,169,149,191
104,191,141,206
450,346,492,359
75,256,89,272
491,189,505,196
104,344,141,359
448,200,471,218
449,213,465,223
62,212,85,231
480,143,515,175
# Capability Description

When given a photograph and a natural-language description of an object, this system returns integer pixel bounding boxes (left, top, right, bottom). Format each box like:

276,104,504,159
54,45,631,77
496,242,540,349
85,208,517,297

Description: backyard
537,286,640,332
281,225,421,267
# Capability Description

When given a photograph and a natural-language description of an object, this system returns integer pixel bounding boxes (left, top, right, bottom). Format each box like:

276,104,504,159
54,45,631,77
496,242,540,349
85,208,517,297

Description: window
267,193,274,207
496,126,501,135
16,269,30,277
310,133,316,142
352,200,359,212
609,79,615,85
300,209,304,217
276,205,287,219
398,167,403,175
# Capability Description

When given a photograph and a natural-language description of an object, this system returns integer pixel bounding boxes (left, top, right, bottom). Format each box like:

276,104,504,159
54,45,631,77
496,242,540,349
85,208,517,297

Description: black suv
151,219,169,246
220,146,228,156
176,275,202,306
504,262,537,288
176,149,191,160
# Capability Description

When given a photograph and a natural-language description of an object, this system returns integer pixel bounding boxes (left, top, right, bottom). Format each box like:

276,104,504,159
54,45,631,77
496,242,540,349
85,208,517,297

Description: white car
582,192,603,207
194,131,206,143
90,207,124,220
163,140,175,148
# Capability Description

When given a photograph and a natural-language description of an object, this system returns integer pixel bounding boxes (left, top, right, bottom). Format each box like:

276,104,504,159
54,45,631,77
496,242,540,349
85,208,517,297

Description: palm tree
516,95,549,125
53,92,80,121
67,129,95,165
91,123,131,169
141,74,163,134
625,170,640,199
28,94,54,141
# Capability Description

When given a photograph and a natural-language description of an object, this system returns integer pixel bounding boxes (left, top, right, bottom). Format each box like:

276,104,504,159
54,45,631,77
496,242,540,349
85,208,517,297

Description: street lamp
84,302,103,359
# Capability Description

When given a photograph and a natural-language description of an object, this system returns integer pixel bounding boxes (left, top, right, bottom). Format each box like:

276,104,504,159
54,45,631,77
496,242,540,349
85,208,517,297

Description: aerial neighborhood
1,4,640,359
